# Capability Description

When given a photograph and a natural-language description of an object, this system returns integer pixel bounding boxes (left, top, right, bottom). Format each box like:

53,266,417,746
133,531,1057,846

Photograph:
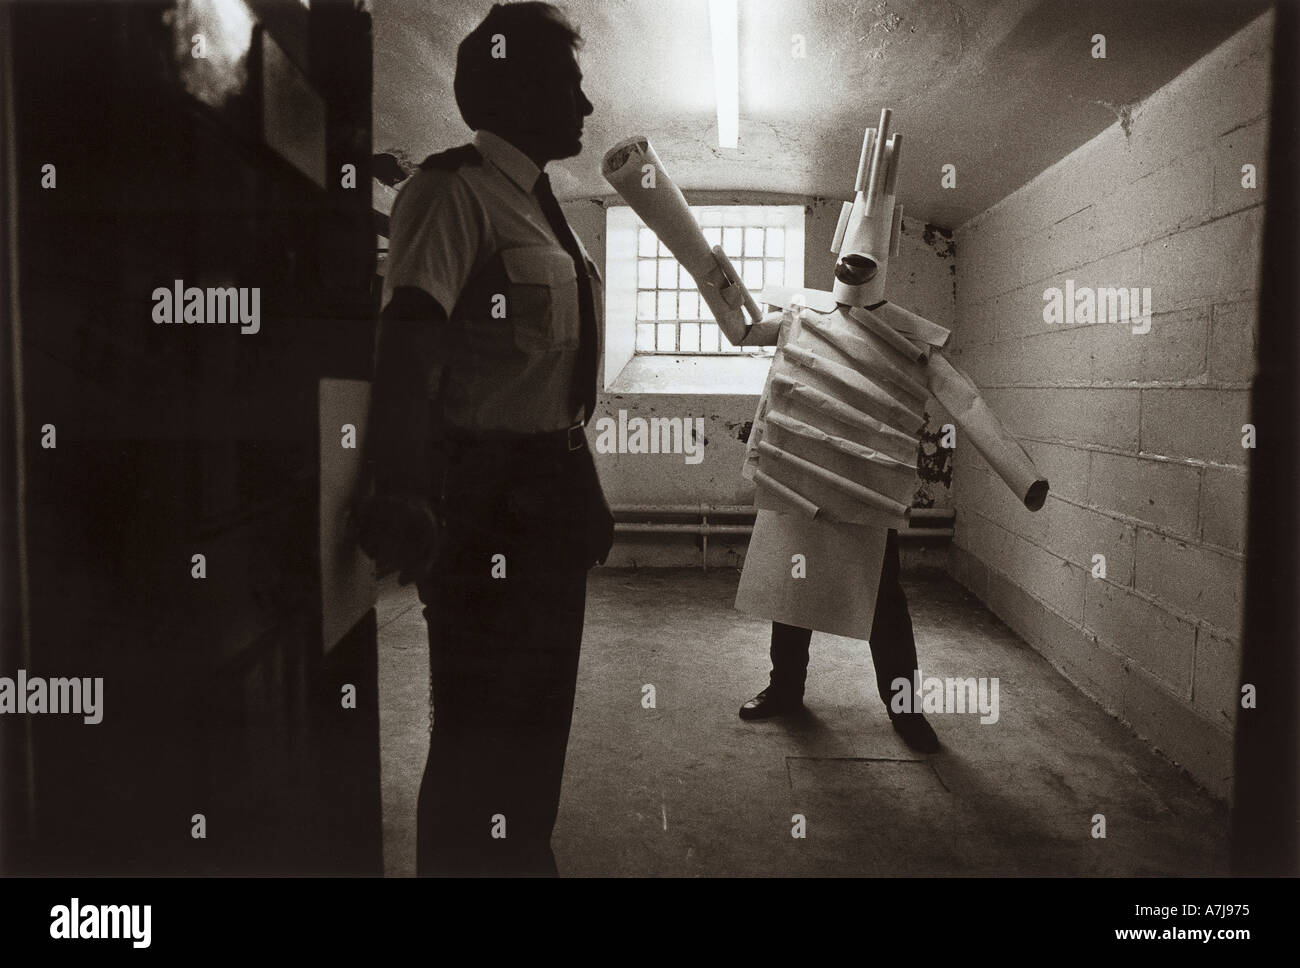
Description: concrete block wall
945,12,1271,799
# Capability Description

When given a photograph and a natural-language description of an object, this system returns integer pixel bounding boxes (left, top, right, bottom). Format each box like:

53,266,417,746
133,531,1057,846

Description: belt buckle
566,422,584,451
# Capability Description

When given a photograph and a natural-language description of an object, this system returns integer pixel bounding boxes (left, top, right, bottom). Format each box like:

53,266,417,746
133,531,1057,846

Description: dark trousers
414,435,605,876
768,528,918,713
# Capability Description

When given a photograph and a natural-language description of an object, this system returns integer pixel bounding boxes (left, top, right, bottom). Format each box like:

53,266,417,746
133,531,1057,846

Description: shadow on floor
377,567,1228,876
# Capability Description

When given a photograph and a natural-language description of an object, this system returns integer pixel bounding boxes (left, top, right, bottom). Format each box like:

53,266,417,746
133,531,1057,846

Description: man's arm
370,286,445,496
357,166,482,584
356,287,448,585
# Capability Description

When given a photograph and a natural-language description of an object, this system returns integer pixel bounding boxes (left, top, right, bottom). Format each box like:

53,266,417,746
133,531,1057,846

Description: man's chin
536,136,584,164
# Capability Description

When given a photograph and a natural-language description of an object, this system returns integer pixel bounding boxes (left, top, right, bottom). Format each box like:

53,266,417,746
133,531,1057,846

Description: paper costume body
603,109,1048,639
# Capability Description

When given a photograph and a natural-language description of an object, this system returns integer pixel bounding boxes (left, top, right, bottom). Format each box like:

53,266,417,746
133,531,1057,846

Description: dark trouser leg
415,569,585,876
414,436,600,876
769,621,812,698
868,528,920,713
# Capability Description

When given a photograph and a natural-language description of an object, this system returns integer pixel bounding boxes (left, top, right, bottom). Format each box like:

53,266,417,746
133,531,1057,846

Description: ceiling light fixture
708,0,739,149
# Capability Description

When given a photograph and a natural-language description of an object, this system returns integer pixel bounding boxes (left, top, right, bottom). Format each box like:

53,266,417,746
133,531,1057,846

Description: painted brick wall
945,12,1271,799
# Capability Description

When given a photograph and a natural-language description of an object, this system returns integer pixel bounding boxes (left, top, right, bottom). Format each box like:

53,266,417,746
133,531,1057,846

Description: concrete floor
377,566,1229,876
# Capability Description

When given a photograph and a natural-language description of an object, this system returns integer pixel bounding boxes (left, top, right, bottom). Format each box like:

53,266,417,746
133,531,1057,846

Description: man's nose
580,92,594,117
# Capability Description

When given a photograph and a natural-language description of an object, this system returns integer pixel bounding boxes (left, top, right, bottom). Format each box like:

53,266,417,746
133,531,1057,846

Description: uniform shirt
381,129,603,434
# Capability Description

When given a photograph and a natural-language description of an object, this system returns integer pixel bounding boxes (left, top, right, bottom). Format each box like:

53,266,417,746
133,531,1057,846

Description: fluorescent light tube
708,0,739,149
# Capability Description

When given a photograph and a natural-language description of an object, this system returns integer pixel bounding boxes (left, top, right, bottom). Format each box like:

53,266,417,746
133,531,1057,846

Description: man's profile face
508,46,594,162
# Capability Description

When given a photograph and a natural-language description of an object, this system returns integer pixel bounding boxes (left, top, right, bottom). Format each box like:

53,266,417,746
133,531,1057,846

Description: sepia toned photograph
0,0,1295,919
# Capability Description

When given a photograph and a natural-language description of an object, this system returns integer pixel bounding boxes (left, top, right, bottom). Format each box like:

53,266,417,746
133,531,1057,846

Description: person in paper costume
729,111,1049,751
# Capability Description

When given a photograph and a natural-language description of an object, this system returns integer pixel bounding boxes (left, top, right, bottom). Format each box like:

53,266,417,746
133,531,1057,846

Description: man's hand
354,492,442,586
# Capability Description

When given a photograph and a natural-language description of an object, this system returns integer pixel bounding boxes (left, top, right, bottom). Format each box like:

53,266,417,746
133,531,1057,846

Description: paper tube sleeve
772,376,919,466
927,350,1049,511
755,441,911,528
783,343,925,432
753,470,821,519
846,305,929,363
764,410,916,505
869,301,953,349
602,137,713,278
800,313,930,403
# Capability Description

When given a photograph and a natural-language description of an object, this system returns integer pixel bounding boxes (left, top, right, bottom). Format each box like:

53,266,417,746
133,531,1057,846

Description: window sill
607,353,774,395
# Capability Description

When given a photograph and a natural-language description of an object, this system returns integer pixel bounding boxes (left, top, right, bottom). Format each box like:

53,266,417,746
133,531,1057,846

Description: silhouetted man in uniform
359,1,609,876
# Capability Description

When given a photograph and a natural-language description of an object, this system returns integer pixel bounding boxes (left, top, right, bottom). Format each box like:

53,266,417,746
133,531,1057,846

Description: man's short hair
454,3,584,131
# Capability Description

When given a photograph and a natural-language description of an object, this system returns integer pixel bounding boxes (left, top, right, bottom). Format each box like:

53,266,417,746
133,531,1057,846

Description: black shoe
891,713,940,753
739,686,802,720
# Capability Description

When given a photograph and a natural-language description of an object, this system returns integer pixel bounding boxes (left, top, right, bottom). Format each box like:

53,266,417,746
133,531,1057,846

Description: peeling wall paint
920,222,957,302
1096,100,1138,139
921,222,956,258
913,411,955,507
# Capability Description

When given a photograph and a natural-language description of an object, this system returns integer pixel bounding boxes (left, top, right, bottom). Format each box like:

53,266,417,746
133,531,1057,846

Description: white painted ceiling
373,0,1270,229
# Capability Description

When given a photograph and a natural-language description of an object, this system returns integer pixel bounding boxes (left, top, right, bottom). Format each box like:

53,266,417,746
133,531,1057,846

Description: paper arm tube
845,305,929,364
798,315,931,403
927,350,1050,511
869,301,952,348
756,441,911,527
602,136,761,344
753,469,820,519
782,343,926,431
771,375,919,465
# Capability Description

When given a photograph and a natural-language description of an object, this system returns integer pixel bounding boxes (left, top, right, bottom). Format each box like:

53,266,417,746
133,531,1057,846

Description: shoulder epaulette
418,145,483,171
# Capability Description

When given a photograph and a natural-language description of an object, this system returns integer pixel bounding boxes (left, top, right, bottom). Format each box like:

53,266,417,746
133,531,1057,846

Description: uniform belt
447,421,588,453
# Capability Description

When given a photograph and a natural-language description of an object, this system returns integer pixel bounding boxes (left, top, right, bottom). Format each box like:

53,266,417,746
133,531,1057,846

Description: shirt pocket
500,246,579,350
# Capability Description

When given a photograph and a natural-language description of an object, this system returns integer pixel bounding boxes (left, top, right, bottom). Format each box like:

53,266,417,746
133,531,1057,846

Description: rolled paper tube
927,349,1050,511
854,128,876,194
765,410,916,504
778,343,924,435
756,441,910,528
602,136,749,342
757,440,908,517
753,469,820,520
770,375,919,465
774,394,920,465
869,300,952,348
889,202,903,258
845,304,928,364
876,139,895,205
740,306,802,480
692,254,752,341
712,245,763,323
884,134,902,196
707,264,744,311
837,192,893,261
833,193,895,308
798,313,930,403
766,408,915,471
831,200,852,254
602,137,712,279
863,108,892,217
839,191,867,253
781,343,926,431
